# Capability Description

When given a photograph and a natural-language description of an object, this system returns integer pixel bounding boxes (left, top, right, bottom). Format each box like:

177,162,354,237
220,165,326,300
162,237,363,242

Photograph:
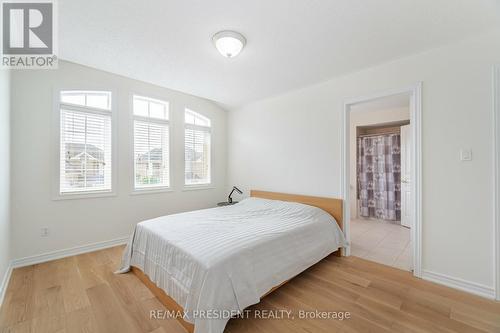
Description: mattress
118,197,346,333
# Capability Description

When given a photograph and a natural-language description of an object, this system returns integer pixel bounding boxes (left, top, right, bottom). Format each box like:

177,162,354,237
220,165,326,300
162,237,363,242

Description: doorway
342,84,422,277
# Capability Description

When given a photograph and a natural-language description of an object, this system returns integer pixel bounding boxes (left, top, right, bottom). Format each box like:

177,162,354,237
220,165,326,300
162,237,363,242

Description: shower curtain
357,134,401,222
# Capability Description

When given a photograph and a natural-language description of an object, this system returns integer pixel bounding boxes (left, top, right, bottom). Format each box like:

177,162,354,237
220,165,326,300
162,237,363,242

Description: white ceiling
59,0,500,108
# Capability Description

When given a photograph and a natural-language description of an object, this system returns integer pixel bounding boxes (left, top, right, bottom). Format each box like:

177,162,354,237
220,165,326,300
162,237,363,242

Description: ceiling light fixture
212,31,246,58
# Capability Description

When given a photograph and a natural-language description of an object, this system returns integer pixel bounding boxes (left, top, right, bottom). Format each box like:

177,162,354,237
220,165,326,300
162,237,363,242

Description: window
184,109,211,186
133,95,170,190
61,91,111,110
59,91,112,194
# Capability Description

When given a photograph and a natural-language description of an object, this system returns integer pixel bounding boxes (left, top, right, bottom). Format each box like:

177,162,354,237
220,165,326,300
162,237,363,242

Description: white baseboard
422,270,495,300
0,264,13,306
0,237,129,306
11,236,129,268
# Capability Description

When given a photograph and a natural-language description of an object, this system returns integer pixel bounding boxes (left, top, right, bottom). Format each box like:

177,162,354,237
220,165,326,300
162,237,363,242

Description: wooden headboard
250,190,343,231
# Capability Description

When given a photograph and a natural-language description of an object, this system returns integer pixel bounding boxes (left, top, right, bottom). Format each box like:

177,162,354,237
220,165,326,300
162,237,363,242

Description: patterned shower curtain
357,134,401,222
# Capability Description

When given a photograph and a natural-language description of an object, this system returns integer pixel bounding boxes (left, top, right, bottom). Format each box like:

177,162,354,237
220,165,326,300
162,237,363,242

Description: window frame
52,87,117,200
183,108,214,189
130,94,173,195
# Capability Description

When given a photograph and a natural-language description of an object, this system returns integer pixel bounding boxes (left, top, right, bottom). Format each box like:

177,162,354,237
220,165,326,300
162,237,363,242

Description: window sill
130,187,174,195
183,184,215,191
53,190,116,201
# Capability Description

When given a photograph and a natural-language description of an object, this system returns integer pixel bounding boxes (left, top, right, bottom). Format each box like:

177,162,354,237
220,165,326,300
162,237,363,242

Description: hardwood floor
1,246,500,333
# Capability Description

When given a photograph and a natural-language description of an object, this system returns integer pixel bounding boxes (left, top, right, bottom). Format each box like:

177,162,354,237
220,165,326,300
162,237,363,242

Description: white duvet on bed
118,197,345,333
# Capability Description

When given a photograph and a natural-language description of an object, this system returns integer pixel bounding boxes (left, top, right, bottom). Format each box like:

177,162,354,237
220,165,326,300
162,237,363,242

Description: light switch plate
460,148,472,161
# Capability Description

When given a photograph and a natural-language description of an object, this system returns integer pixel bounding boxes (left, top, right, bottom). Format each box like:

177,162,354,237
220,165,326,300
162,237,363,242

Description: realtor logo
1,0,57,68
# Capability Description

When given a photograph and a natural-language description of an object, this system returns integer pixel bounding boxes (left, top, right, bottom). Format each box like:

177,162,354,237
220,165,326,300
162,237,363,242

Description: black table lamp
228,186,243,203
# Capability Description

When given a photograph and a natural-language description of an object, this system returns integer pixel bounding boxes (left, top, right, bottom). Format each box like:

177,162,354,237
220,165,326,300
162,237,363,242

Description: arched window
184,109,211,185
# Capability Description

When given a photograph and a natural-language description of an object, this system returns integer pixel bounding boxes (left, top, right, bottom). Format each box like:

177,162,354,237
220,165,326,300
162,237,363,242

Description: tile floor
350,218,412,271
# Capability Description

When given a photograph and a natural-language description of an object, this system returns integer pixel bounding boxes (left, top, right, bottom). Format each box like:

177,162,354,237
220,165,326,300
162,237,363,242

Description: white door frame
341,82,423,278
493,65,500,301
399,124,412,229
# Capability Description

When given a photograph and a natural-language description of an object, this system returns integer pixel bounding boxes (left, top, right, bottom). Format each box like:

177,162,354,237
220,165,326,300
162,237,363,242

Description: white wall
349,107,410,217
228,28,500,289
10,61,227,259
0,70,11,294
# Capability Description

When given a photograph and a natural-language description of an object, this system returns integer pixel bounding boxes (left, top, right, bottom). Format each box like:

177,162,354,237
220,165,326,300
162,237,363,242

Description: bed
118,190,345,333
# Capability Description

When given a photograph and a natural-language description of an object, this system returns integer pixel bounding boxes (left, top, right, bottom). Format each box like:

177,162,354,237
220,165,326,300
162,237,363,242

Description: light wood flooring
1,246,500,333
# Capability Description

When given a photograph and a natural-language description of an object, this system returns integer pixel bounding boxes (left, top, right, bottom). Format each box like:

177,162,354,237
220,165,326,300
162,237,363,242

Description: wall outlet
460,148,472,161
41,227,49,237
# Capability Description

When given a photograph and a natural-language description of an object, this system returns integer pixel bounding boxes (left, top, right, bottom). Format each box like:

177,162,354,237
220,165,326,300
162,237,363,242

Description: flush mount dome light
212,31,246,58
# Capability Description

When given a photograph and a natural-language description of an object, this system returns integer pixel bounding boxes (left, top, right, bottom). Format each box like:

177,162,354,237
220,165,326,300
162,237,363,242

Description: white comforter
119,197,345,333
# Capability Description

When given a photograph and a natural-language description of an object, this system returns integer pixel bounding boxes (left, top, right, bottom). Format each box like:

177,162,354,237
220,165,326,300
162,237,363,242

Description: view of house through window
59,93,212,194
185,109,211,185
133,95,170,189
59,91,112,194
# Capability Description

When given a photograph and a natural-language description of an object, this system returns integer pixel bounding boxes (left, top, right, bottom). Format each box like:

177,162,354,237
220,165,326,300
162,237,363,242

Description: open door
400,124,413,229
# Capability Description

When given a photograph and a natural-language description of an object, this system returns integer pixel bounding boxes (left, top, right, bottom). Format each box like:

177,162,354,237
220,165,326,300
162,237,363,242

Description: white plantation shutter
133,96,170,189
59,91,112,194
185,110,211,185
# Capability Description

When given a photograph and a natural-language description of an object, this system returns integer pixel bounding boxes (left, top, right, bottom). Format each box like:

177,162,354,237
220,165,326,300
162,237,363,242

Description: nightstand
217,201,238,207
